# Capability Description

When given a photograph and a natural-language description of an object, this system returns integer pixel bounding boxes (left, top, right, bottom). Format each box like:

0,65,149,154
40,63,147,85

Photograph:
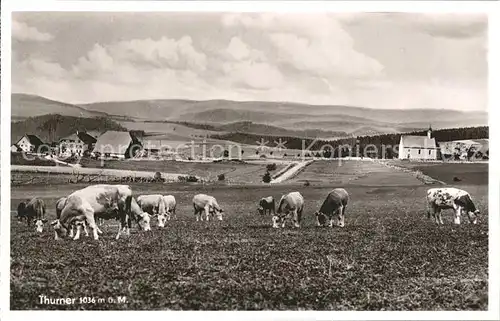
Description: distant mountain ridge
11,93,488,137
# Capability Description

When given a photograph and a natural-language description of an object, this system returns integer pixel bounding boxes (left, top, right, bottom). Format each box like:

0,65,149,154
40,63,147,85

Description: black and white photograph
1,1,499,318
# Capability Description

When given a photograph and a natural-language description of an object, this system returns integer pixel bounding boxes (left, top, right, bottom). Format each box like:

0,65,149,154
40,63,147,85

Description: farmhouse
398,127,438,160
91,131,141,159
58,131,97,157
11,134,45,153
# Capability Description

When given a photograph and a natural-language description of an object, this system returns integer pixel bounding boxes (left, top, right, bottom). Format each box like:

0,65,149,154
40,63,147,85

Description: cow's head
35,219,48,233
156,213,168,228
257,206,264,215
214,208,224,221
468,209,480,225
50,219,68,239
138,212,152,231
315,211,328,227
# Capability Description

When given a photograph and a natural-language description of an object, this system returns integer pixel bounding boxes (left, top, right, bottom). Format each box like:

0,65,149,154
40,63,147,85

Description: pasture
10,160,489,310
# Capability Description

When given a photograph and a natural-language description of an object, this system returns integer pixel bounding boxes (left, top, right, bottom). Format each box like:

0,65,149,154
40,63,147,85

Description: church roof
400,135,437,149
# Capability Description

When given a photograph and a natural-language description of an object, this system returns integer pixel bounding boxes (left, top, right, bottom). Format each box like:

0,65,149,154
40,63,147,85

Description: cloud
222,13,385,81
400,13,487,39
12,20,54,42
11,13,486,112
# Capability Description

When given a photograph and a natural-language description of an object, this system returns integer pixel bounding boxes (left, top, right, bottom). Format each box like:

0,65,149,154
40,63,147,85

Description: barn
398,127,439,160
11,134,46,154
91,131,141,159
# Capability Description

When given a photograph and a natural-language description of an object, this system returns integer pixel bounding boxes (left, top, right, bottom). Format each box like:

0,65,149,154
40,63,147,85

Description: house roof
86,130,102,139
13,134,44,146
92,131,136,155
400,135,437,149
59,132,97,145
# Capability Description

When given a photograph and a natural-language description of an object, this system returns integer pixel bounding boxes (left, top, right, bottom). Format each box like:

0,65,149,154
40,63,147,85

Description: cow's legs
73,224,82,240
437,209,444,225
454,207,461,225
116,214,127,240
83,222,89,237
204,206,211,221
293,210,301,228
337,205,345,227
84,210,100,240
68,225,75,238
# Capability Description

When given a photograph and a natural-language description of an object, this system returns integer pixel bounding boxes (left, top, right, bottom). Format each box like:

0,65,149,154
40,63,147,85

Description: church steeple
427,125,432,139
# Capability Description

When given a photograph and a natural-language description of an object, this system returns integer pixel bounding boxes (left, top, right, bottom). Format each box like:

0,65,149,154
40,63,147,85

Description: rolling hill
11,93,489,137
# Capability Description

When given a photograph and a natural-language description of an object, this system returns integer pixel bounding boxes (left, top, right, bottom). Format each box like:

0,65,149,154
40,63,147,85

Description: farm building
91,131,142,159
398,127,439,160
58,131,97,157
11,134,46,153
138,138,179,158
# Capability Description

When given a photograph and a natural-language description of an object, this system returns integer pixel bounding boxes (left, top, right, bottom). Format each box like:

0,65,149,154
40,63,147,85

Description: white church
398,127,439,160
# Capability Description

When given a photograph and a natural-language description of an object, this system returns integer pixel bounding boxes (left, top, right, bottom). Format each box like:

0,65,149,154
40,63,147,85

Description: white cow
274,192,304,228
137,194,167,227
426,187,480,225
193,194,224,221
51,184,151,240
156,195,177,227
55,196,93,239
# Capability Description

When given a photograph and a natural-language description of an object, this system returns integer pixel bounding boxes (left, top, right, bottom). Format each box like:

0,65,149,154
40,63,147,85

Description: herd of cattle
15,184,481,241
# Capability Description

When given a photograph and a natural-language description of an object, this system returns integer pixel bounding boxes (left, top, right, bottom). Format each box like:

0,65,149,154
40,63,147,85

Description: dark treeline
211,126,489,158
11,114,128,144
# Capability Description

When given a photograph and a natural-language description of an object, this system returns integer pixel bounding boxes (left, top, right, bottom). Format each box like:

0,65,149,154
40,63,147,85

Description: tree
262,171,272,183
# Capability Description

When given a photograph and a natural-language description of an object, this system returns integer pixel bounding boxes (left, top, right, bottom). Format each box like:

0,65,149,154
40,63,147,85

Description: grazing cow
274,192,304,228
137,194,167,227
157,195,177,227
56,196,91,239
16,201,27,222
426,188,480,225
193,194,224,221
314,188,349,228
257,196,275,215
17,198,47,232
51,184,151,240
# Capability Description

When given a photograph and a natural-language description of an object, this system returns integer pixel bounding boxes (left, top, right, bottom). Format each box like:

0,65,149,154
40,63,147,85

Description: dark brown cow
314,188,349,228
258,196,275,215
17,197,47,233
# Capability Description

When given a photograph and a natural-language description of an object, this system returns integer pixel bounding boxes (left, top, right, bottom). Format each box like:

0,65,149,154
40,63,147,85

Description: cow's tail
125,195,133,216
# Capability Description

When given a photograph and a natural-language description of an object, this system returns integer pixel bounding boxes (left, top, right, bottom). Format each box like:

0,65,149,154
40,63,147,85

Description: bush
262,171,272,183
153,171,165,182
179,175,199,183
266,163,277,171
304,180,311,186
218,174,225,181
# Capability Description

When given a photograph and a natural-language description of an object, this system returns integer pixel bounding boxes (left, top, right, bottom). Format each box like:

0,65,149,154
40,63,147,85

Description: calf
257,196,275,215
274,192,304,228
314,188,349,228
193,194,224,221
426,187,480,225
17,198,47,233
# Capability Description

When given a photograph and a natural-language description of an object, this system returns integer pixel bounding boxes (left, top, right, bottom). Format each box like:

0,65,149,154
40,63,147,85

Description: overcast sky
12,12,487,111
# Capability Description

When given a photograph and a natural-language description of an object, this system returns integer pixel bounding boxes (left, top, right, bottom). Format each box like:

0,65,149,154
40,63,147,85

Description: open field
386,161,488,186
10,167,488,310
